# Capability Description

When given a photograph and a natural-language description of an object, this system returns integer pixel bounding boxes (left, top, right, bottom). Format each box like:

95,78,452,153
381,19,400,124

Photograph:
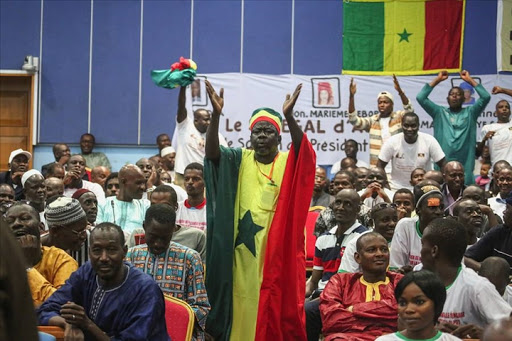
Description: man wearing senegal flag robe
203,80,316,341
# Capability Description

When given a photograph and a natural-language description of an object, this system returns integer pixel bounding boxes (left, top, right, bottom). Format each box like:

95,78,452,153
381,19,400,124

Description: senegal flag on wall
342,0,466,75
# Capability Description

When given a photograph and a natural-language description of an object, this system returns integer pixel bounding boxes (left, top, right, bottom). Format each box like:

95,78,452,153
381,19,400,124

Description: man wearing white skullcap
22,170,47,230
160,146,177,183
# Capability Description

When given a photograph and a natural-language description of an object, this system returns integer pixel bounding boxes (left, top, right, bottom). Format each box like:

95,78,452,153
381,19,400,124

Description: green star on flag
235,210,263,256
398,28,412,42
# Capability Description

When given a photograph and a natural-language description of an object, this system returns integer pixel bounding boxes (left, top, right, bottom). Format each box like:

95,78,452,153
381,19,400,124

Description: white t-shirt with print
389,217,422,269
440,267,511,327
175,116,227,174
379,132,445,190
376,331,462,341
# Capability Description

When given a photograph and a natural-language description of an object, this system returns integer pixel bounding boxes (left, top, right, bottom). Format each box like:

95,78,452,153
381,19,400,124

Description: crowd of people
1,70,512,341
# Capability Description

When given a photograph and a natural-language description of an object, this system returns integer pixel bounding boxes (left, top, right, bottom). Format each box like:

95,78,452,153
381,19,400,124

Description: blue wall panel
294,1,343,75
0,1,41,70
462,0,497,74
139,0,191,145
90,0,141,144
243,0,292,74
39,0,91,143
193,0,242,73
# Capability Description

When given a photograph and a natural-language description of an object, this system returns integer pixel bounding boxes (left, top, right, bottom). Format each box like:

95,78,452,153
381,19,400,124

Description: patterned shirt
126,242,210,340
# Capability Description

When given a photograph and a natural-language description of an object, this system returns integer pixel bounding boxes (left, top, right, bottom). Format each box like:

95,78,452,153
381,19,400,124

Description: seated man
462,184,500,235
45,162,65,180
63,154,105,205
90,166,110,188
390,185,444,270
44,177,64,202
41,143,70,177
452,198,483,247
176,162,207,232
465,195,512,274
392,188,414,220
488,165,512,220
421,218,511,337
79,133,111,170
4,203,78,306
126,204,210,340
0,148,31,200
339,203,398,273
160,146,177,183
320,232,403,341
37,223,169,340
136,157,186,201
22,170,47,227
358,167,394,207
479,257,511,303
104,172,119,197
42,197,88,256
127,185,206,260
96,164,150,239
441,161,465,215
306,189,368,341
482,317,512,341
0,183,15,215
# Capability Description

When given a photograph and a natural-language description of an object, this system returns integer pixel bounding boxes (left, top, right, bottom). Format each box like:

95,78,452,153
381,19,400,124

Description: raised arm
177,86,188,123
348,78,371,131
283,84,304,155
492,85,512,97
393,74,410,107
204,80,224,162
429,70,449,88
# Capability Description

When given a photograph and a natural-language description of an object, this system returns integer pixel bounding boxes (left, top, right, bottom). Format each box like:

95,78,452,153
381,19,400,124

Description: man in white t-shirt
174,86,227,186
420,218,511,338
478,89,512,166
377,112,446,191
176,162,206,232
390,185,444,270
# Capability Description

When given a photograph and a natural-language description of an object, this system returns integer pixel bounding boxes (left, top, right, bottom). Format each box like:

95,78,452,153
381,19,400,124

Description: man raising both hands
203,80,315,341
416,70,490,185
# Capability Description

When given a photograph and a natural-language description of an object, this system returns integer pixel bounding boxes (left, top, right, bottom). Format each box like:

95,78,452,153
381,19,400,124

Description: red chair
305,210,320,273
163,294,195,341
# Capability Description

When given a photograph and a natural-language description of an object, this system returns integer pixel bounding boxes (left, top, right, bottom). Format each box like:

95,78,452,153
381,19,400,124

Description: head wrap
21,169,43,187
71,188,92,199
249,108,283,134
45,197,86,227
415,186,443,210
9,148,32,163
161,146,176,157
377,91,394,103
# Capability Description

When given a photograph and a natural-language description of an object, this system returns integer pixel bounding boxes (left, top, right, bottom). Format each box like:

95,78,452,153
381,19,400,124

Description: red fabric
305,212,319,268
71,188,91,199
320,272,403,341
171,56,191,71
249,116,281,134
255,134,316,341
423,0,464,70
164,297,194,341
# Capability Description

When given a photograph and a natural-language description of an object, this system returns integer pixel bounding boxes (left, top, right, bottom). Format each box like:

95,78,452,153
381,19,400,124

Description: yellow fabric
28,246,78,306
360,276,390,302
383,0,425,72
230,149,289,341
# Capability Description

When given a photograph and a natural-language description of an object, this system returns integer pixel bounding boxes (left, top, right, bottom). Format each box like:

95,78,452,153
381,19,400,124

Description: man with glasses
42,197,88,258
0,148,31,200
4,202,78,306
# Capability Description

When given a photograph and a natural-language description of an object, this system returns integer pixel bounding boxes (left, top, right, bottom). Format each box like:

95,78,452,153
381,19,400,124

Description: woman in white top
376,270,462,341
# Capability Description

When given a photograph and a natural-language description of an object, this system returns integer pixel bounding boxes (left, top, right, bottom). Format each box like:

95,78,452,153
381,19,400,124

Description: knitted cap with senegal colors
249,108,283,134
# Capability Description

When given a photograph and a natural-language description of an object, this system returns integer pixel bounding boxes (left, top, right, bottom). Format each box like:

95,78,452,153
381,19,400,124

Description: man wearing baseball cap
347,75,413,167
0,148,32,200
